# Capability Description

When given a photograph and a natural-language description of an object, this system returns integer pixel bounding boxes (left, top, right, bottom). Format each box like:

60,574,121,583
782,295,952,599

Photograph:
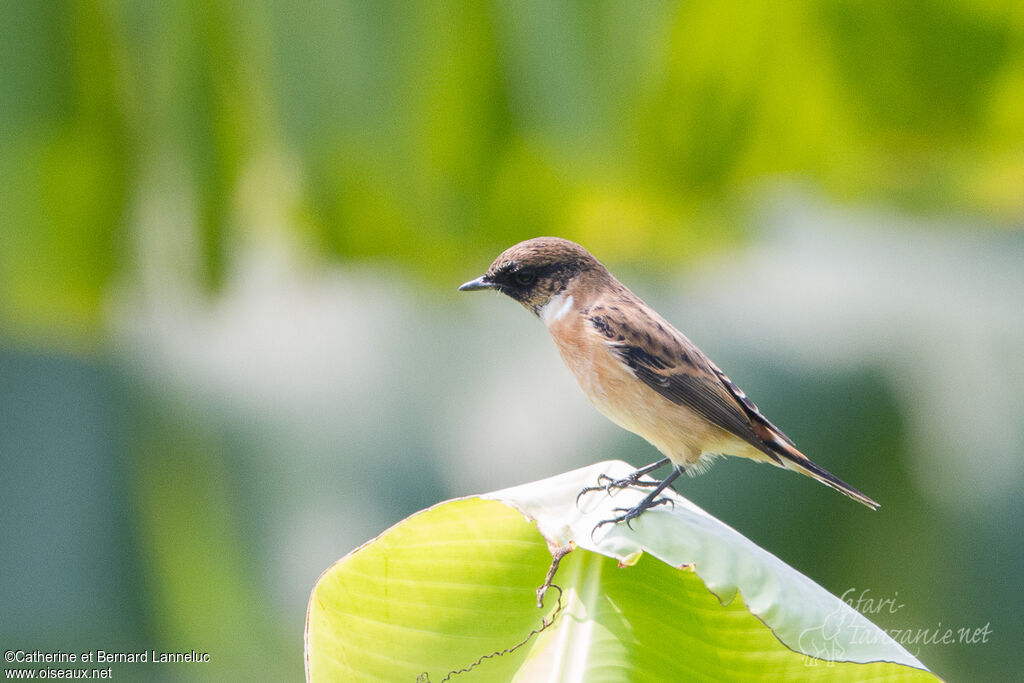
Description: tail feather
773,444,880,510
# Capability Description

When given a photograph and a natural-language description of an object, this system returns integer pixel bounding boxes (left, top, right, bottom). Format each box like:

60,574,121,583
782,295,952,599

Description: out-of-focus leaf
0,1,127,349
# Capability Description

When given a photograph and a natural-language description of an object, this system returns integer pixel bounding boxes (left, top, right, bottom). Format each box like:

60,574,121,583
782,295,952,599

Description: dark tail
773,443,880,510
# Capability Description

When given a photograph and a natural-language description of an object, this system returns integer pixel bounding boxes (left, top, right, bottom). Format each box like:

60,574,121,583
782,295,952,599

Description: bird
459,237,878,528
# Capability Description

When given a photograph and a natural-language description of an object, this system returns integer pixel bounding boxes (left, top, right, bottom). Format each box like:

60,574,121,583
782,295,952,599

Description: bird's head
459,237,606,316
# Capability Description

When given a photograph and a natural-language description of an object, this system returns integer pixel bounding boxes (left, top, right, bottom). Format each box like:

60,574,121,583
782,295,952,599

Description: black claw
577,458,673,510
588,463,685,536
576,474,662,509
591,516,619,542
595,504,652,532
577,482,608,507
650,496,674,510
577,482,624,507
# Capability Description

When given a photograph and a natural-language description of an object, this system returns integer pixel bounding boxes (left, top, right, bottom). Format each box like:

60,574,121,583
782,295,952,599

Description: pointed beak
458,275,495,292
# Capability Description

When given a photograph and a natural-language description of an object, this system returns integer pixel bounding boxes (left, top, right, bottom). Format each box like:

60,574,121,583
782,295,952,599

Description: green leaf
306,461,938,682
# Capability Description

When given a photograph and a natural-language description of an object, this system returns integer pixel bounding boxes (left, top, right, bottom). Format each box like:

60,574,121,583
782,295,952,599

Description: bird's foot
588,463,685,538
575,458,671,507
593,496,675,533
575,474,659,506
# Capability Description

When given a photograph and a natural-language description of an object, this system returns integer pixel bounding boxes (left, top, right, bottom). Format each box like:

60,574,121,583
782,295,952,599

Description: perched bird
459,237,878,527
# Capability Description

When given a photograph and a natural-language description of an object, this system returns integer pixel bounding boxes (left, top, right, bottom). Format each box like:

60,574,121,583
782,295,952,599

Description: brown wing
587,298,880,509
587,303,785,464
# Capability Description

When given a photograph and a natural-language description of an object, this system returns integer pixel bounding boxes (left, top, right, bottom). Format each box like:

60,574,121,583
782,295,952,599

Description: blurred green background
2,1,1022,680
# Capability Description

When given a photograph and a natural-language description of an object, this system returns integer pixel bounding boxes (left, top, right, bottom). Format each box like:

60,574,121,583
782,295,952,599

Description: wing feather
585,297,880,508
587,304,783,463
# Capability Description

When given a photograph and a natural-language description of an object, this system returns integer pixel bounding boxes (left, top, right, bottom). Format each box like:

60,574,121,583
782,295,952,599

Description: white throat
539,291,574,327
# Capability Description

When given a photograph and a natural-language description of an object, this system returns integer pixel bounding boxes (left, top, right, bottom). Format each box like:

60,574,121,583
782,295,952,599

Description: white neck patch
540,292,574,326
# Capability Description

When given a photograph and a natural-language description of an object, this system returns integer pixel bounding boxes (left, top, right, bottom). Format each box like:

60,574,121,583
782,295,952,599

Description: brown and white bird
459,237,878,526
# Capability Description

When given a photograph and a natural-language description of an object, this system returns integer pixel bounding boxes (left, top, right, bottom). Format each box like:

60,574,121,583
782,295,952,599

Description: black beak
458,275,495,292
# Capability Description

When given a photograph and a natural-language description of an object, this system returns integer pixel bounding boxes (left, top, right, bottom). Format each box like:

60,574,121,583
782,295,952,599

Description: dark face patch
487,261,575,306
481,238,603,314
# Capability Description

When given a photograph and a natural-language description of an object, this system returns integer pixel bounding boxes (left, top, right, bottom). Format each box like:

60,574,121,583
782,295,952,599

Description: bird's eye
514,270,536,286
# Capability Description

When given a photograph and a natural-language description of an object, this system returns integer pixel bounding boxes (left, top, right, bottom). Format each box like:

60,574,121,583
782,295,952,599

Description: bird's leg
576,457,671,507
596,457,671,489
593,464,685,532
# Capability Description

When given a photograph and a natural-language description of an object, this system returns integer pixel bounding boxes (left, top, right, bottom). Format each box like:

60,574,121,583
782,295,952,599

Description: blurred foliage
2,0,1023,349
1,3,1022,682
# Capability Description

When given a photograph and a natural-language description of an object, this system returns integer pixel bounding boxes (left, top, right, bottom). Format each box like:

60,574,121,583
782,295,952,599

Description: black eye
514,270,536,286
